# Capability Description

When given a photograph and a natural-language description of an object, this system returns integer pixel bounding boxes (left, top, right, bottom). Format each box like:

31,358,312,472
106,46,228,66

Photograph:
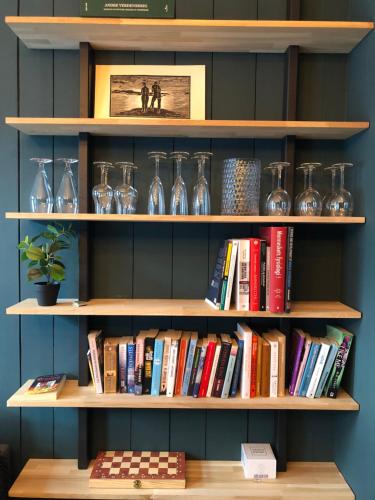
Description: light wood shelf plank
6,299,362,318
8,459,354,499
5,213,366,224
7,380,359,411
5,117,369,140
6,16,373,54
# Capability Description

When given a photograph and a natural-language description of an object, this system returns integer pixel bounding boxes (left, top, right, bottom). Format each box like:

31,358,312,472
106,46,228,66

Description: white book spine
235,240,250,311
166,340,179,397
207,344,221,397
224,240,239,310
119,343,128,393
88,334,103,394
306,344,330,398
266,247,271,311
269,340,278,398
239,325,252,399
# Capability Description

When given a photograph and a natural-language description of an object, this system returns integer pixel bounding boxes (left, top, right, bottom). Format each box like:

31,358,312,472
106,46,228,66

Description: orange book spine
250,335,258,398
174,337,188,396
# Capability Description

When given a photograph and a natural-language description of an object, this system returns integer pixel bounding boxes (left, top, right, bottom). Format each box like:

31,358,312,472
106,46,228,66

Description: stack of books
206,226,294,313
86,324,353,399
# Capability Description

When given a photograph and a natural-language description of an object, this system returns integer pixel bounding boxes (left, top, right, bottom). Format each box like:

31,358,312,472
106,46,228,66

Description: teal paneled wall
336,1,375,499
2,1,370,495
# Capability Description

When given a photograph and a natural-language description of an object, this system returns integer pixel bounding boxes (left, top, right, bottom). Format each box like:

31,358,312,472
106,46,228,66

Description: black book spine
143,337,155,395
206,240,228,307
285,226,294,313
212,342,232,397
259,239,267,311
187,346,202,396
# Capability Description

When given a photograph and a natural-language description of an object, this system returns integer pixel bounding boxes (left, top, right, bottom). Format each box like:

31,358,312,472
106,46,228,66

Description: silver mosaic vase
221,158,261,215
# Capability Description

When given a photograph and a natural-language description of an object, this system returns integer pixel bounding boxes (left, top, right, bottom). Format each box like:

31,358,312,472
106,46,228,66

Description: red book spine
250,335,258,398
174,338,188,396
260,227,287,313
198,340,217,397
249,238,261,311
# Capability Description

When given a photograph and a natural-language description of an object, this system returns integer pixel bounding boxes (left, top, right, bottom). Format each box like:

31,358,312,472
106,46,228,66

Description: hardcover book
288,329,306,395
135,329,158,395
206,337,222,397
220,241,233,310
262,332,279,398
119,338,129,394
198,334,217,398
237,322,253,399
259,240,267,311
192,338,208,397
293,334,312,396
235,239,250,311
80,0,175,18
298,340,321,397
181,332,198,396
127,341,136,394
223,239,239,310
174,332,191,396
206,241,228,309
212,334,232,397
88,330,104,394
250,333,258,398
166,332,181,397
104,338,120,394
188,339,202,396
255,333,263,397
284,226,294,313
151,334,164,396
230,333,244,397
325,325,354,398
306,338,333,398
249,238,261,311
144,331,159,395
26,374,66,400
89,451,186,489
260,337,271,397
314,340,339,398
221,339,238,399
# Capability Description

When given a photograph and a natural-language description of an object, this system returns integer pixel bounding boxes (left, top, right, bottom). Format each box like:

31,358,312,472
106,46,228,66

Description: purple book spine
289,335,305,395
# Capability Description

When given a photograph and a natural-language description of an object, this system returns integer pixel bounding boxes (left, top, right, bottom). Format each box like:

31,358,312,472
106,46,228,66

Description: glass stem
126,168,132,186
177,160,182,179
101,167,108,186
331,169,336,192
340,166,345,191
303,170,308,190
277,167,283,189
271,169,276,190
155,157,160,179
308,168,313,189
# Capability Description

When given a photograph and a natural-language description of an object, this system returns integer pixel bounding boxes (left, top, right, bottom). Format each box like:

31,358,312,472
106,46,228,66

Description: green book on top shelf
80,0,175,18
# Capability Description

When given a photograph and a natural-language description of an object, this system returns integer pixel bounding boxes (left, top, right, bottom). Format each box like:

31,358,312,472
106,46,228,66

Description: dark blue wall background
0,1,373,498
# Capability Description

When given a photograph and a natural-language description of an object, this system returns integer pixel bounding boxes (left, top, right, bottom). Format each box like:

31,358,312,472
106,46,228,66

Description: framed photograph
95,65,205,120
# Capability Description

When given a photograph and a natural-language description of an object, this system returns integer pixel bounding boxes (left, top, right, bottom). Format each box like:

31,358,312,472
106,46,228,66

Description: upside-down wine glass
323,165,338,216
295,162,322,216
326,163,354,216
115,162,138,214
92,162,114,214
192,152,212,215
294,165,308,215
170,151,189,215
148,152,166,215
56,158,79,213
265,162,291,216
263,163,278,215
29,158,54,213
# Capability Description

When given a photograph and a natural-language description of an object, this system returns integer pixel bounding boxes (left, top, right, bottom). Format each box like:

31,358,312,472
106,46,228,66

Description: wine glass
56,158,79,213
92,162,114,214
294,165,308,215
265,162,291,216
114,162,138,214
295,163,322,216
148,152,166,215
323,165,338,216
170,152,189,215
29,158,54,213
192,152,212,215
263,163,277,214
326,163,354,216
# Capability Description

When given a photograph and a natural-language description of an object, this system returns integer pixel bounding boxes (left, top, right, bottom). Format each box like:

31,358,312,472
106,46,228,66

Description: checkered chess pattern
91,451,186,481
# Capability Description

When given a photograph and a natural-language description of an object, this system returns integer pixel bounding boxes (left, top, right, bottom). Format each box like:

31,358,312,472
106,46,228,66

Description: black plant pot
34,282,60,306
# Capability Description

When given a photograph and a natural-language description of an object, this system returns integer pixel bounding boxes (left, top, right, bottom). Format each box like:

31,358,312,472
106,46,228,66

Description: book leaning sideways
80,0,175,18
26,374,66,400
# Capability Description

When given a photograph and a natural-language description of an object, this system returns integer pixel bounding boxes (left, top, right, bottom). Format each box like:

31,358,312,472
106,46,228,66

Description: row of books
206,226,294,313
87,324,353,399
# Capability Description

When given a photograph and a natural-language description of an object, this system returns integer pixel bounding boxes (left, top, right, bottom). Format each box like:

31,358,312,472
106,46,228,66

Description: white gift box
241,443,277,480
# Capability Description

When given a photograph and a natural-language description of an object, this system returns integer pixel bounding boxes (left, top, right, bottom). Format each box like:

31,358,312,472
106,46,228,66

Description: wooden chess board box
89,451,186,489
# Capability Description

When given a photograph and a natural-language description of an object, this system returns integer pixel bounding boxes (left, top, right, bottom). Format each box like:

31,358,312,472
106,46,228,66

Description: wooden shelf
5,117,369,140
9,459,354,499
6,299,362,318
6,16,373,54
5,213,366,224
7,380,359,411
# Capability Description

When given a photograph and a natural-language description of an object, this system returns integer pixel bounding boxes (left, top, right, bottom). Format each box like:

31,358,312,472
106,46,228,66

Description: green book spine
324,325,354,398
80,0,175,18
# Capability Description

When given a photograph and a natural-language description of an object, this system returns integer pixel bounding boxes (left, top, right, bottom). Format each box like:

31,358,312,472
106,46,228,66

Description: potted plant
18,223,76,306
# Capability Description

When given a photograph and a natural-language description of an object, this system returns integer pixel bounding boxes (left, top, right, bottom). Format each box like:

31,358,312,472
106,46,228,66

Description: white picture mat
95,65,206,119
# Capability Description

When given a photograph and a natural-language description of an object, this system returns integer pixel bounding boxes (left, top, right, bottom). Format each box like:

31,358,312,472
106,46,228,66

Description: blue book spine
299,344,321,397
151,339,164,396
230,339,244,397
314,344,339,398
182,338,197,396
127,343,136,394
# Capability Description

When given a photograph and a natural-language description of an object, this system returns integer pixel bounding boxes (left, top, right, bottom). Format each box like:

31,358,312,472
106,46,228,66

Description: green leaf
26,246,44,261
28,261,37,268
52,260,65,269
49,241,63,254
47,225,59,236
27,268,43,281
42,231,55,240
49,264,65,282
18,241,27,250
21,252,29,262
